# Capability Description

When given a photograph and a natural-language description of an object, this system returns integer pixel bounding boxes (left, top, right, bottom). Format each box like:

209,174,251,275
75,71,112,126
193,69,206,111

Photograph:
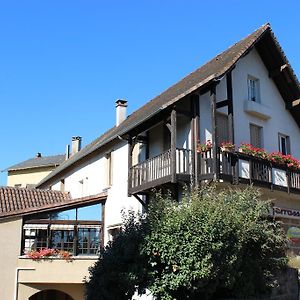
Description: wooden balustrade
129,147,300,194
129,148,192,193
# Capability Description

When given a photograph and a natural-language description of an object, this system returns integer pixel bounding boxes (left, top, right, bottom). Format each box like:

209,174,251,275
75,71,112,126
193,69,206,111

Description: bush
85,186,287,300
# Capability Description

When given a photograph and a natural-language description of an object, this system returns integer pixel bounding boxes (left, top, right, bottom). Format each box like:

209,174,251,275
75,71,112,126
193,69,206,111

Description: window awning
77,225,101,229
23,224,48,230
50,224,74,230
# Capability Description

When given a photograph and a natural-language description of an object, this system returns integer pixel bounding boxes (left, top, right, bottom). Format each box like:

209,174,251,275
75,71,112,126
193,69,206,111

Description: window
51,226,74,253
278,133,290,155
23,224,48,252
248,76,260,102
23,202,103,255
216,112,229,146
250,124,263,148
77,226,101,255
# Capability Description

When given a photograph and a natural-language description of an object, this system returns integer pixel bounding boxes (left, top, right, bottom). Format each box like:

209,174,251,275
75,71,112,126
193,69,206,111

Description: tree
85,211,149,300
85,186,287,300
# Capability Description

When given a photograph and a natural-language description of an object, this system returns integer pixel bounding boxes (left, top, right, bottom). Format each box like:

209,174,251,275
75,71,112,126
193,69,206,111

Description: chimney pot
36,152,42,158
71,136,82,156
115,99,127,126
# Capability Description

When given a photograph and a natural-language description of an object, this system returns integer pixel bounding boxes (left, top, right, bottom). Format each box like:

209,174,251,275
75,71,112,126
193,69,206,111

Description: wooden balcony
129,148,192,194
129,147,300,195
200,150,300,193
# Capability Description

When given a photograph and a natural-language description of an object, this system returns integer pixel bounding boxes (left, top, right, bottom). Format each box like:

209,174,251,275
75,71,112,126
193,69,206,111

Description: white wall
199,48,300,160
50,141,143,245
232,48,300,159
199,76,228,143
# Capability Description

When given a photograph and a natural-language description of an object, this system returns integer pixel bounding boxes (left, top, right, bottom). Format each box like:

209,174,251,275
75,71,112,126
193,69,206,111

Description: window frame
249,123,263,149
278,133,291,155
22,202,104,256
247,75,260,103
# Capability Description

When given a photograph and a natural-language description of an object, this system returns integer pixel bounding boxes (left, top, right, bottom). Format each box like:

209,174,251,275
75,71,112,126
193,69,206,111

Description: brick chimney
115,99,127,126
71,136,82,156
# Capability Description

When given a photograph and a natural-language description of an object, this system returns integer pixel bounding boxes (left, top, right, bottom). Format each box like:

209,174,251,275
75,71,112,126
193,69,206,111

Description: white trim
23,224,48,230
50,224,74,230
77,225,101,229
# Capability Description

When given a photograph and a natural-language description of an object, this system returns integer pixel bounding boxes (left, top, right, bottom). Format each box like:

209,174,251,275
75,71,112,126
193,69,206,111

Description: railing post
128,136,133,196
191,94,200,187
210,84,219,180
171,108,177,183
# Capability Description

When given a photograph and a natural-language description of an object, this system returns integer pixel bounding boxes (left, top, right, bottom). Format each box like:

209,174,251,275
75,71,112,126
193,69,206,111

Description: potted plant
220,142,235,152
196,140,212,153
239,143,269,159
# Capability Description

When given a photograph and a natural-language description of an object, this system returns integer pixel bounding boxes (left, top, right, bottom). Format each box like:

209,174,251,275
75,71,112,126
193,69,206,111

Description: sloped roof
0,186,107,219
7,154,65,171
37,23,300,188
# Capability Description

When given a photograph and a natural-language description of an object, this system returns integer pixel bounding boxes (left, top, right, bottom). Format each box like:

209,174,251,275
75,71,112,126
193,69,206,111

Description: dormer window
248,76,260,103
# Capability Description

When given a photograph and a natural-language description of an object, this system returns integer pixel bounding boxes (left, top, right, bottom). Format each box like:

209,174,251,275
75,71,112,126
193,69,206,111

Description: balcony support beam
227,71,235,144
171,108,177,183
191,94,200,187
128,136,134,196
210,84,218,180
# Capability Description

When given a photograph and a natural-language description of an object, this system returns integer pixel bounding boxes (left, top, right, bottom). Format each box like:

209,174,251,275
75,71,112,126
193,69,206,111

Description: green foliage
143,186,287,299
85,186,288,300
85,211,149,300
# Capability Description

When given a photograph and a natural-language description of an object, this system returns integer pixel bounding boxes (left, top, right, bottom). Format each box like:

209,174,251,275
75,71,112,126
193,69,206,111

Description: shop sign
273,207,300,219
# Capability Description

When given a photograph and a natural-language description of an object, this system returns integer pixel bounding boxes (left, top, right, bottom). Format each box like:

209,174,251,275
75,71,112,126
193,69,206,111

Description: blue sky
0,1,299,185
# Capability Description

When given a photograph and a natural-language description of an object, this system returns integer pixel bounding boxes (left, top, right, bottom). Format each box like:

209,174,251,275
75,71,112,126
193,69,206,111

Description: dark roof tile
7,154,65,171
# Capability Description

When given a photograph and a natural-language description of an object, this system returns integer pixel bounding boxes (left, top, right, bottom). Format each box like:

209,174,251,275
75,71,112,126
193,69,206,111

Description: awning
50,224,74,230
23,224,48,230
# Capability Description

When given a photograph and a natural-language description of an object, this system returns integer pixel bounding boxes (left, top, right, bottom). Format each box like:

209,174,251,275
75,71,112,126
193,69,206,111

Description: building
5,153,65,188
1,23,300,300
0,186,106,300
4,136,82,189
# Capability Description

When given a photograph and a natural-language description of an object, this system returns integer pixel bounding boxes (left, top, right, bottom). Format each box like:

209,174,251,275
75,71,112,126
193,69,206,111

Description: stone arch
29,289,74,300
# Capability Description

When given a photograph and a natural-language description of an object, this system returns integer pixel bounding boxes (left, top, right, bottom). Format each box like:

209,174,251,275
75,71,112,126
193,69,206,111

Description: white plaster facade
200,48,300,160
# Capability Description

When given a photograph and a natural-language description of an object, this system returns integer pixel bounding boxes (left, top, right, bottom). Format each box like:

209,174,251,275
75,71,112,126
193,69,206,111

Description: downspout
14,267,35,300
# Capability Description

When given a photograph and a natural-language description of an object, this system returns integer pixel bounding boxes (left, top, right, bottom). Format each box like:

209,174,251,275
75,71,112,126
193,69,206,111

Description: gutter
14,267,35,300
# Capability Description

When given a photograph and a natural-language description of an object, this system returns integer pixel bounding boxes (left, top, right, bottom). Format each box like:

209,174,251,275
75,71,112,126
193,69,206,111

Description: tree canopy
85,186,287,300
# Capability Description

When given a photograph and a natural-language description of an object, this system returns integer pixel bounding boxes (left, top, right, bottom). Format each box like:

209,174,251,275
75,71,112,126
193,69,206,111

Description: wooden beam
226,72,235,144
128,136,133,196
292,99,300,107
133,194,146,207
269,64,288,78
216,99,229,109
191,94,200,187
210,84,218,180
171,109,177,183
166,123,172,132
286,98,300,109
136,135,148,143
176,108,193,118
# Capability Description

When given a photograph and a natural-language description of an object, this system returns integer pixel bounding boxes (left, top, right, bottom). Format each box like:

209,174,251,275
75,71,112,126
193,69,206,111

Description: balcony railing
200,149,300,193
129,148,192,194
129,147,300,194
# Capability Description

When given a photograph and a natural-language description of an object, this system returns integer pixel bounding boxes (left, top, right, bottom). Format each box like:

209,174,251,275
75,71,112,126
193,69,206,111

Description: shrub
85,186,287,300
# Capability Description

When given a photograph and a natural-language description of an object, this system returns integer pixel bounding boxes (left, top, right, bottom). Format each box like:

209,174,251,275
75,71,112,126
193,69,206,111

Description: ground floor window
23,224,101,255
23,202,103,256
24,224,48,252
77,226,101,255
51,227,75,253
